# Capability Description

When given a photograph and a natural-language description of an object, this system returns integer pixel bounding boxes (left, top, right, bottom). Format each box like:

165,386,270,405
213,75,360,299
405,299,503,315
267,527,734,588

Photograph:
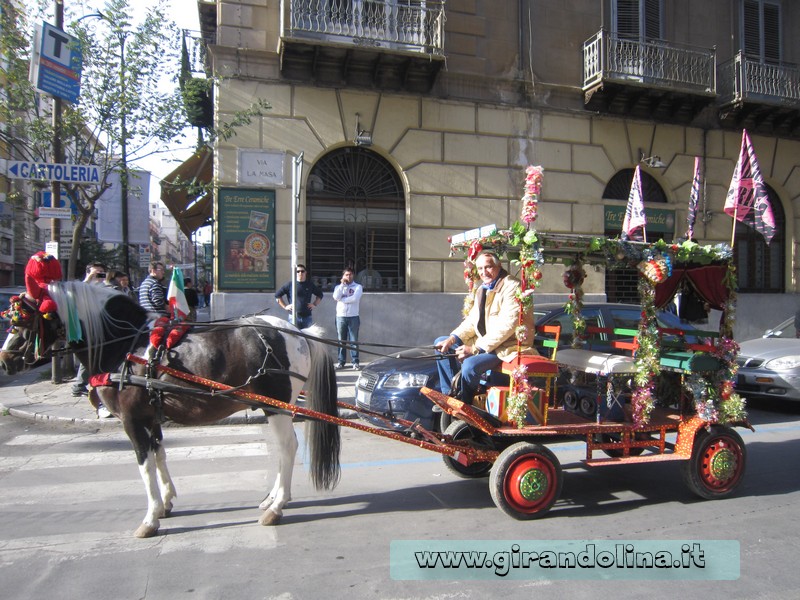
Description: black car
354,302,700,432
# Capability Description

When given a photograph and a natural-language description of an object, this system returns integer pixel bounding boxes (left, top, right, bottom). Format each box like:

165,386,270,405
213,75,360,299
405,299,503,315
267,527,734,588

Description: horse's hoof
259,510,281,526
134,523,159,538
163,508,172,518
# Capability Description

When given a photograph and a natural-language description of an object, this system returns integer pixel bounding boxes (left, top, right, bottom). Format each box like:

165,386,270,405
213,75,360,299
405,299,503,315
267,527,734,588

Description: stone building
187,0,800,343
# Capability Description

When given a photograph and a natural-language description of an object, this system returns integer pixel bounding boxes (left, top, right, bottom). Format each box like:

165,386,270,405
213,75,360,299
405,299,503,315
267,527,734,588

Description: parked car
355,302,700,432
735,316,800,402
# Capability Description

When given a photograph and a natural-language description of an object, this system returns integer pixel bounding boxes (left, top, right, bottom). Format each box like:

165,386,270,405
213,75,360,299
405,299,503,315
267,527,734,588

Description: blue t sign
35,22,83,103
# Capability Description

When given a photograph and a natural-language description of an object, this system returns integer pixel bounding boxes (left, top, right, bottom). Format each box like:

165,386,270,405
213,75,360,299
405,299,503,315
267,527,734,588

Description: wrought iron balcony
284,0,445,56
719,52,800,108
280,1,446,93
583,29,715,95
718,52,800,138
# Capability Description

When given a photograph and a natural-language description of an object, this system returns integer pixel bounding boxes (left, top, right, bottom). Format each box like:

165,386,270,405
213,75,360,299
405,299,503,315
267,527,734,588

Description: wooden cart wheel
441,420,494,479
489,442,562,520
681,425,746,499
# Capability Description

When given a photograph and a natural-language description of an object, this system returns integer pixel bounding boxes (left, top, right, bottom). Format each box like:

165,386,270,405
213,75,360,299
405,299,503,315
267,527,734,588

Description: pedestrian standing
184,278,200,321
274,264,323,329
333,267,363,370
138,261,168,316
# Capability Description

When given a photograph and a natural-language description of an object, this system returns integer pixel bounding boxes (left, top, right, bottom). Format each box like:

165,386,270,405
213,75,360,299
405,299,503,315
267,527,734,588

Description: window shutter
743,0,761,57
763,2,781,63
644,0,662,40
616,0,640,39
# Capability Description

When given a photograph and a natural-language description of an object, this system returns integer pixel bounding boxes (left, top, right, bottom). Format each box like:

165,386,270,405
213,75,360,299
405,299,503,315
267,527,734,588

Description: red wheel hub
699,436,743,491
503,454,557,513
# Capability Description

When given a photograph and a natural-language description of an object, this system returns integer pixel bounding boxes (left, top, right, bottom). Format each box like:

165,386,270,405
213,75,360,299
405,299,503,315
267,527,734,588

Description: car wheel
441,420,493,479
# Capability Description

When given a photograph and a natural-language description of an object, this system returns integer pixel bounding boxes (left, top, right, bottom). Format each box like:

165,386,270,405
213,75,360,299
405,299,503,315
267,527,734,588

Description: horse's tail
304,337,341,490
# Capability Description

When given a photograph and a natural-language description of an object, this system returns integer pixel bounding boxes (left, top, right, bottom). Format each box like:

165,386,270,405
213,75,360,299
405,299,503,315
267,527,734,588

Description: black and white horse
0,281,340,538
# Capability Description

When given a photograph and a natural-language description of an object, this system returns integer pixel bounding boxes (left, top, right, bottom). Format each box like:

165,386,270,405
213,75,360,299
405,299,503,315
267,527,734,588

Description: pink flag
686,156,702,239
724,130,776,244
622,165,646,238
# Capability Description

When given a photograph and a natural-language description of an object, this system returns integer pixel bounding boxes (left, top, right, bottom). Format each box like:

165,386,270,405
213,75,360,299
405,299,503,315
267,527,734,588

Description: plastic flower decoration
521,165,543,225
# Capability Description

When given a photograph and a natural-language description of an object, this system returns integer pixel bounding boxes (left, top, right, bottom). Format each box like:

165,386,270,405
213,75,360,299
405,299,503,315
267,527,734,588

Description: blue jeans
295,315,313,329
435,335,501,403
336,316,360,364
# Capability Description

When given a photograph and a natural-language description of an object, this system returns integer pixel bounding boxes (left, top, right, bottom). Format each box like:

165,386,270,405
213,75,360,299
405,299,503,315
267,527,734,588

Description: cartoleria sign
1,160,100,184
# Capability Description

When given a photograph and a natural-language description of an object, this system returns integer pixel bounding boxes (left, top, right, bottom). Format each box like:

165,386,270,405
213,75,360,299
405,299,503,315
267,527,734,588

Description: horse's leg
152,424,177,517
122,417,165,538
258,414,298,526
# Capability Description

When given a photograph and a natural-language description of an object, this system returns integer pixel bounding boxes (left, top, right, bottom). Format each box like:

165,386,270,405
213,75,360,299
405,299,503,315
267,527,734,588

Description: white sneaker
97,405,113,418
352,363,361,370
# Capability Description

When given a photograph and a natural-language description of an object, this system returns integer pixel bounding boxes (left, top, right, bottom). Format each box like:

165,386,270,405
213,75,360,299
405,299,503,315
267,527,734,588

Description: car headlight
383,372,430,388
765,355,800,370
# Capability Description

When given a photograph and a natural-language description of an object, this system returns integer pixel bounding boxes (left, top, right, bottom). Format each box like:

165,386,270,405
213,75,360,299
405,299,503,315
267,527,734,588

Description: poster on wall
217,188,276,290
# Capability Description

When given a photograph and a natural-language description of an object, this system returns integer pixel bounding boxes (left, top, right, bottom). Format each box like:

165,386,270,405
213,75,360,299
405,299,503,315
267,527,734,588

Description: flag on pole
622,165,647,239
686,156,702,240
724,130,776,244
167,267,190,320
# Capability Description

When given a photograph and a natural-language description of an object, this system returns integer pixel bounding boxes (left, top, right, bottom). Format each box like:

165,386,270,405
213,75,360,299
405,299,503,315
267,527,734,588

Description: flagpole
730,204,737,249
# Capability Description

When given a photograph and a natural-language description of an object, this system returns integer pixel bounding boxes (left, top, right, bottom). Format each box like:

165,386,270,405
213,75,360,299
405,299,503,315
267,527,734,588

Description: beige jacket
451,273,537,361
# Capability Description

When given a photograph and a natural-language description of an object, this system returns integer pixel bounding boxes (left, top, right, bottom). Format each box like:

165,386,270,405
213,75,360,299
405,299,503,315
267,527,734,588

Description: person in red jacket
24,251,63,317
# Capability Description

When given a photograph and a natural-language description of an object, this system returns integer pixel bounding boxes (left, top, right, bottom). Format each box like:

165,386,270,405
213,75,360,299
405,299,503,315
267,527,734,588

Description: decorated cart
415,165,750,519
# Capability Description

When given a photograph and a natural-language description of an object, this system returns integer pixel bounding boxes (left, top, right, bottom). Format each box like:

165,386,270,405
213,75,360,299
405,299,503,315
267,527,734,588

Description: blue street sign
35,22,83,103
3,160,100,184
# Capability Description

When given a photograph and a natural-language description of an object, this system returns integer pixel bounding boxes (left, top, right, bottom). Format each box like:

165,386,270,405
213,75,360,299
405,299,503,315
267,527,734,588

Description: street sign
45,241,59,260
1,160,100,184
37,207,72,219
31,22,83,103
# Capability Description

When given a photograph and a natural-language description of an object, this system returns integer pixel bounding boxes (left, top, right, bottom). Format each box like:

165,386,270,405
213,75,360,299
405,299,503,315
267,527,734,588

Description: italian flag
167,267,190,319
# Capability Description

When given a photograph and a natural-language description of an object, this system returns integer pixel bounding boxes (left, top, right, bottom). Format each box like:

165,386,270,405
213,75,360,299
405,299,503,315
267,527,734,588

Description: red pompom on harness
149,316,192,349
89,373,113,388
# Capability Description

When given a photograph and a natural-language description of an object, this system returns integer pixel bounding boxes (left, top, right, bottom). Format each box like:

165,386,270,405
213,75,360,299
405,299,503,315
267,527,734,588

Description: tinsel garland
507,365,532,428
563,261,586,348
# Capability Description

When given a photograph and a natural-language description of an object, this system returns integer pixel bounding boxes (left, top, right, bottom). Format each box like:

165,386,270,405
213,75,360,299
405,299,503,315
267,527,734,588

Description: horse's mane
48,281,146,371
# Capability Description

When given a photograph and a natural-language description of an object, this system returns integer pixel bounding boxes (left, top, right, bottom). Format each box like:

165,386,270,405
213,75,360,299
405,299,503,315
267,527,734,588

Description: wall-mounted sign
238,149,286,187
604,205,675,234
217,188,276,291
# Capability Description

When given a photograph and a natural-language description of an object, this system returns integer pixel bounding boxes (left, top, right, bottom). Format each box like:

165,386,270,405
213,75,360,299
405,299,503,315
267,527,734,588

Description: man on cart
434,249,537,404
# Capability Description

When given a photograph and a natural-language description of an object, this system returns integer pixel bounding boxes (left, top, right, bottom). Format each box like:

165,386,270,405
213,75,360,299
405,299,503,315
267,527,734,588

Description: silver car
735,316,800,401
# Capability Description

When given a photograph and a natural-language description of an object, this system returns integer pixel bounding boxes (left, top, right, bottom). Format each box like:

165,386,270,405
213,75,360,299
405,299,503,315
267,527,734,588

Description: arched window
306,147,406,291
734,183,785,292
602,168,669,303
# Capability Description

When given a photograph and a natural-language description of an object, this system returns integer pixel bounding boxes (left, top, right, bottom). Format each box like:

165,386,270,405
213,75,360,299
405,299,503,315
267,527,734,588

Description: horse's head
0,294,63,375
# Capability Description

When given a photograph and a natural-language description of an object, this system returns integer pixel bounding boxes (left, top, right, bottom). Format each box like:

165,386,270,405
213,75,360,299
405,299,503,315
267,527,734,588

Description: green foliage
181,77,213,128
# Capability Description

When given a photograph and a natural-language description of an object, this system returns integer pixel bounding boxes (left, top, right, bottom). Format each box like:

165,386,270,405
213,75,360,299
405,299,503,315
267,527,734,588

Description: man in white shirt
332,267,363,369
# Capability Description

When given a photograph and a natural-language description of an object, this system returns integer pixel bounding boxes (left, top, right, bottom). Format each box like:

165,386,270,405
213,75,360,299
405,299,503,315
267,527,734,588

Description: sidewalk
0,364,361,427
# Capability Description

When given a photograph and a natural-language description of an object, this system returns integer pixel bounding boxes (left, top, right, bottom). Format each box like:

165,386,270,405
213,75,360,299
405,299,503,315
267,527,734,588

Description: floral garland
631,276,661,427
521,166,543,225
563,260,586,347
507,365,532,428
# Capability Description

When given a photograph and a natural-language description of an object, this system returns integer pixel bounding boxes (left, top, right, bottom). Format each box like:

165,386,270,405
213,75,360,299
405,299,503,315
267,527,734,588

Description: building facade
200,0,800,343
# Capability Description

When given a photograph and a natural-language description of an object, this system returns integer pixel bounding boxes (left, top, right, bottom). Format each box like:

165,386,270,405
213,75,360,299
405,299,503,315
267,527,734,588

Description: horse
0,281,341,538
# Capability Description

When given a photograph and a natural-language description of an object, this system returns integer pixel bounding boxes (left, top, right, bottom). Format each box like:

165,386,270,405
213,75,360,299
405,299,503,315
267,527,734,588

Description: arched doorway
733,183,785,292
306,147,406,291
602,168,669,303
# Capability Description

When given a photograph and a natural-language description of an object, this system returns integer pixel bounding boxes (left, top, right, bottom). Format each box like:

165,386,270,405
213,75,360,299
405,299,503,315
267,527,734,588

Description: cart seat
501,354,559,376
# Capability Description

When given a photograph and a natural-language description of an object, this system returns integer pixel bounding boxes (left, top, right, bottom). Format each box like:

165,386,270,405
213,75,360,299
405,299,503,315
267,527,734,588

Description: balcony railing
283,0,445,56
182,29,214,76
718,52,800,107
583,30,715,95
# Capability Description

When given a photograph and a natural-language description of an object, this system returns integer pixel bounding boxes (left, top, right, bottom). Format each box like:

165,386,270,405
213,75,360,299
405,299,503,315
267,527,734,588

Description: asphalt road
1,400,799,600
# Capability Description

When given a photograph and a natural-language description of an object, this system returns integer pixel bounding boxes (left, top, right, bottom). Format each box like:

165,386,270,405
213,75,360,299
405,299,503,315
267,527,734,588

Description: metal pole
290,152,303,326
50,0,65,383
119,34,130,275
